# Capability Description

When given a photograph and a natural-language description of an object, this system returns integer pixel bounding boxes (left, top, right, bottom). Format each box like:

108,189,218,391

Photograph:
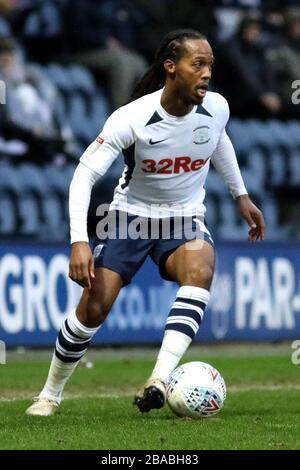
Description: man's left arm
211,129,266,241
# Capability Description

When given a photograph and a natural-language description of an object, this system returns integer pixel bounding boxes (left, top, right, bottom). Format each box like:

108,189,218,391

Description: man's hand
236,194,266,241
69,242,95,289
260,92,282,114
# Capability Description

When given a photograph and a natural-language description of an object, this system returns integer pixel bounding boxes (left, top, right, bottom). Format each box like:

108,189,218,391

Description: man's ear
163,59,176,75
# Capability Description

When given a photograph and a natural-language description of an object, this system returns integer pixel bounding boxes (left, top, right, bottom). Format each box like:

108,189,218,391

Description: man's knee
87,299,109,325
182,264,214,288
78,292,110,327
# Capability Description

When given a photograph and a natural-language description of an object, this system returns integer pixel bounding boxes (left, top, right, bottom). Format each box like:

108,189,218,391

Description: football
166,361,226,418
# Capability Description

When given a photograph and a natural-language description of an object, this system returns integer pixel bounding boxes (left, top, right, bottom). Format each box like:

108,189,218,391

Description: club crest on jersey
193,126,210,144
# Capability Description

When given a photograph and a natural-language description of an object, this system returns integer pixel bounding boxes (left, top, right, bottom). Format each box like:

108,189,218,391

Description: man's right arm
69,133,121,288
68,107,135,288
69,162,101,289
69,163,99,244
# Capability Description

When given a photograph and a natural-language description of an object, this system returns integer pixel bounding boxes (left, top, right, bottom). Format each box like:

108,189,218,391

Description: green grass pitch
0,344,299,450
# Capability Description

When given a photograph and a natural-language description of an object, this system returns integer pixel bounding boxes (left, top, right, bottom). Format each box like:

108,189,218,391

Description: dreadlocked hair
130,29,206,102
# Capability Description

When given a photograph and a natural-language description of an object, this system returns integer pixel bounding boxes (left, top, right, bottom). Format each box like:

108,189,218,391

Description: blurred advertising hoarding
0,243,299,346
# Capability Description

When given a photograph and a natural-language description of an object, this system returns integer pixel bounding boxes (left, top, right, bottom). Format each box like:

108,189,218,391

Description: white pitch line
229,384,300,392
1,384,300,403
0,393,128,402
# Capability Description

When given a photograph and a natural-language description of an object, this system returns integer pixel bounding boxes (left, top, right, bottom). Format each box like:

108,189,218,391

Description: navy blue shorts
92,210,214,286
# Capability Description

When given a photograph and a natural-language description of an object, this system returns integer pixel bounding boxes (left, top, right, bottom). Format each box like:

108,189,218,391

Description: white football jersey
80,88,246,218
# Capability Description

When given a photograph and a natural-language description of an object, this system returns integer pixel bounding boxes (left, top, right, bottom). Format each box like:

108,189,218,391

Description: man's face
0,51,16,78
165,39,214,105
290,19,300,39
242,24,261,43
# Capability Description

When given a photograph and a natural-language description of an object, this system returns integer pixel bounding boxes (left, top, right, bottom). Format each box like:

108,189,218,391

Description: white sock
150,286,210,383
150,330,191,383
39,352,79,403
39,308,99,403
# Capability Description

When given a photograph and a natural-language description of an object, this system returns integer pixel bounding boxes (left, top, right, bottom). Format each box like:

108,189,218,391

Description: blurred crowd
0,0,300,241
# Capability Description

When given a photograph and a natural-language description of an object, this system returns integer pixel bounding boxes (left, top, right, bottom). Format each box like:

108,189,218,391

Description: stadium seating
23,0,63,38
0,163,19,235
44,64,109,144
68,65,97,96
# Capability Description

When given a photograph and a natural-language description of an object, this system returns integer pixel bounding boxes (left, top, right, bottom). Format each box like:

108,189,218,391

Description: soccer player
26,29,265,416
